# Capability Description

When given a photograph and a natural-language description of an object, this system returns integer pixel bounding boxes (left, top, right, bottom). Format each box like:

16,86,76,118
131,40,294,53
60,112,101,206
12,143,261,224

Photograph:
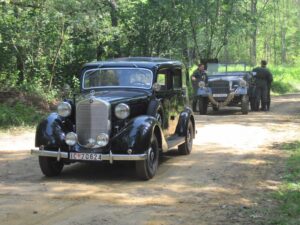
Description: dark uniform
191,69,208,111
252,66,273,111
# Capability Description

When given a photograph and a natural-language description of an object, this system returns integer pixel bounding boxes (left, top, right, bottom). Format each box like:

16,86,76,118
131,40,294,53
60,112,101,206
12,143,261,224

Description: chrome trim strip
31,149,68,159
31,149,147,162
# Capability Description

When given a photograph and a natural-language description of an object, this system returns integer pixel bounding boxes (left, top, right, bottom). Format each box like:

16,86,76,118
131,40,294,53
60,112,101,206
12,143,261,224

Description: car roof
83,57,182,70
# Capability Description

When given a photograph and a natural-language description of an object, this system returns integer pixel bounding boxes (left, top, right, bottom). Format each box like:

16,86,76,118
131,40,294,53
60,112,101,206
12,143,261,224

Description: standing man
191,63,208,112
252,60,273,111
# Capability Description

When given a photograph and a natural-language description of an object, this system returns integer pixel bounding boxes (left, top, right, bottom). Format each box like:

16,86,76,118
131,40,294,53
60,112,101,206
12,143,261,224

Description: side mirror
152,83,161,92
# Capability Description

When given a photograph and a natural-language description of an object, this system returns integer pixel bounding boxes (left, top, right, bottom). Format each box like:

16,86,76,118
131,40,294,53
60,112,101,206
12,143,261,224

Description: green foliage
270,65,300,94
0,102,45,128
271,141,300,225
0,0,299,130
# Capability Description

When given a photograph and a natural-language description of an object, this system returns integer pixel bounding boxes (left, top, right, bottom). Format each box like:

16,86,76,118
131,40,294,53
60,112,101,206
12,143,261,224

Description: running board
166,135,185,150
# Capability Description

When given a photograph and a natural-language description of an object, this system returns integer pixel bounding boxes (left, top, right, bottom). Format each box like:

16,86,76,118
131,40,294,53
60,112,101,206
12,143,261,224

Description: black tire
212,106,219,111
147,100,163,125
178,120,193,155
241,95,249,114
136,135,159,180
198,97,208,115
39,155,64,177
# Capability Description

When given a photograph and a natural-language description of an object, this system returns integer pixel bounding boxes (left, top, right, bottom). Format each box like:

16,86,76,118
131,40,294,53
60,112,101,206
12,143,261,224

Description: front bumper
31,149,147,164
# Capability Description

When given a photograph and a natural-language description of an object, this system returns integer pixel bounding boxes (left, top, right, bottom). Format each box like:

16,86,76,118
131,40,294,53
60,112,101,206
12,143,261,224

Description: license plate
213,93,228,97
70,153,102,161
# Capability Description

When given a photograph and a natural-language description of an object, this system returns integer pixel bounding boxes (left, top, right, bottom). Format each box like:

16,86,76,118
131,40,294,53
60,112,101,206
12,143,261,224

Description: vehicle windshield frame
207,63,249,76
82,67,153,90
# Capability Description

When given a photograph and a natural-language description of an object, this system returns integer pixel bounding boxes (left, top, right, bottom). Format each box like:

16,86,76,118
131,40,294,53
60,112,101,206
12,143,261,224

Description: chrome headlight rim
239,79,247,87
57,101,72,117
198,81,205,88
65,132,77,146
115,103,130,119
96,133,109,147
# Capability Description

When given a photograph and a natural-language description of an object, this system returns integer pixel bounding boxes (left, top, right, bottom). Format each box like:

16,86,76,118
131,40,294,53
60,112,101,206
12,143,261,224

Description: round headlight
96,133,109,147
65,132,77,146
115,103,130,119
57,102,72,117
239,79,247,87
198,81,205,88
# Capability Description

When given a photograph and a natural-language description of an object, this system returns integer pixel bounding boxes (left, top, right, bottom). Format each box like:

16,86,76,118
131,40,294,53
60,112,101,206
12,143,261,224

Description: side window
173,68,182,89
157,68,172,90
157,73,167,90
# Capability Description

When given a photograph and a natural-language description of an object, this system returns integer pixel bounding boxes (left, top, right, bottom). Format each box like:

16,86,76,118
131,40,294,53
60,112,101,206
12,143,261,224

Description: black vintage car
31,57,195,180
196,63,254,114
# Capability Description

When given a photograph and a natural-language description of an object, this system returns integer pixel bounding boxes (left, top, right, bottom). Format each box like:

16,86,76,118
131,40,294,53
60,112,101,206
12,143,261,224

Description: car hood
77,89,150,104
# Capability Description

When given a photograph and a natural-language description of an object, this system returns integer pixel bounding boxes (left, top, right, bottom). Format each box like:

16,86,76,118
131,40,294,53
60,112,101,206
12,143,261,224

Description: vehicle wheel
39,154,64,177
136,135,159,180
178,120,193,155
147,100,163,125
241,95,249,114
212,106,219,111
198,97,208,115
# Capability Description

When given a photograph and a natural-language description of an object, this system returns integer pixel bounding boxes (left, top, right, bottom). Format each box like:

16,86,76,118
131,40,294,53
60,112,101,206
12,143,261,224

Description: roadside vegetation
1,1,300,130
271,141,300,225
271,66,300,94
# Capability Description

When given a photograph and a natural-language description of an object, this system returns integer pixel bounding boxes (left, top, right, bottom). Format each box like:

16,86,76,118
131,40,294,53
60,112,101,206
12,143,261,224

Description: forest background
0,0,300,127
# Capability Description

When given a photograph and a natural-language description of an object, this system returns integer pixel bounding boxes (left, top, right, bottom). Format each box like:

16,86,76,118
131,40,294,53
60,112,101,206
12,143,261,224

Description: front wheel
178,120,193,155
136,135,159,180
198,97,208,115
241,95,249,114
39,155,64,177
212,105,219,111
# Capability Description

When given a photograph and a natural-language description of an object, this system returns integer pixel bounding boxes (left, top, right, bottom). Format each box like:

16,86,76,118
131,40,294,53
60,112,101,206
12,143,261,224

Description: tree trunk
250,0,258,65
107,0,121,58
189,16,201,62
48,19,65,90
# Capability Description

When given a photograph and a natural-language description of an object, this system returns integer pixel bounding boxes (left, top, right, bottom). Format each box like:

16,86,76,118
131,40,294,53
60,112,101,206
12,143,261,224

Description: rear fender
110,116,167,154
175,107,195,138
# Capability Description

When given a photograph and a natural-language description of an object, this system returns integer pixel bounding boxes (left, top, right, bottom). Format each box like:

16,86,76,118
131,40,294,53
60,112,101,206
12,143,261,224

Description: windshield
83,68,153,89
207,63,249,76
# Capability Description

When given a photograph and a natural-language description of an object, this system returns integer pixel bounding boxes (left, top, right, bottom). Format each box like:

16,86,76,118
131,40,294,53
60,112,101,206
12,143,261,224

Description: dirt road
1,94,300,225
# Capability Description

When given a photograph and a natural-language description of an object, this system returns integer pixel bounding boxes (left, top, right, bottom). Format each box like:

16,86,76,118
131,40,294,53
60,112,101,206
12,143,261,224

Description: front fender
175,107,195,138
35,113,71,149
110,116,166,154
197,87,211,97
235,87,248,95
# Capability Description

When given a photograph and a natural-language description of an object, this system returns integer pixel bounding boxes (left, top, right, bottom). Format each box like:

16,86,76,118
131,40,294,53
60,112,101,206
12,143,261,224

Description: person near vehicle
191,63,208,112
252,60,273,111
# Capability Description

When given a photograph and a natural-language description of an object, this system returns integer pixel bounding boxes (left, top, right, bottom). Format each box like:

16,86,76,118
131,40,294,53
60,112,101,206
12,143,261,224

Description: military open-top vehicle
196,63,254,114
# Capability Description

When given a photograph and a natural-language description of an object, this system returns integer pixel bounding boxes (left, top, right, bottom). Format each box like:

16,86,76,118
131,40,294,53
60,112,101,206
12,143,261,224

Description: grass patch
270,65,300,94
0,102,45,129
271,141,300,225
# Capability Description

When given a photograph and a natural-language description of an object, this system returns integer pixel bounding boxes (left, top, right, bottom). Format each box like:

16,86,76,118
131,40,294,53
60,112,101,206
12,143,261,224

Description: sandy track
1,94,300,225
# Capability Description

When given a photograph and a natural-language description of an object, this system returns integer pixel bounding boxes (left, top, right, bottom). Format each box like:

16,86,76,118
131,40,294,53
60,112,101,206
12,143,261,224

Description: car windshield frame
82,67,153,90
207,63,250,76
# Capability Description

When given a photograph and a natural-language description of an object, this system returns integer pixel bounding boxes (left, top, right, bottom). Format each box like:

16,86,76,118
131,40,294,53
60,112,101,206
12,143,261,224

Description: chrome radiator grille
209,80,230,94
76,98,110,147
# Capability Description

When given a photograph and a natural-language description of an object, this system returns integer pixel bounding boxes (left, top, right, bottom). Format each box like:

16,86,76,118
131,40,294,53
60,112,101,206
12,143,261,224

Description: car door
155,67,176,137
